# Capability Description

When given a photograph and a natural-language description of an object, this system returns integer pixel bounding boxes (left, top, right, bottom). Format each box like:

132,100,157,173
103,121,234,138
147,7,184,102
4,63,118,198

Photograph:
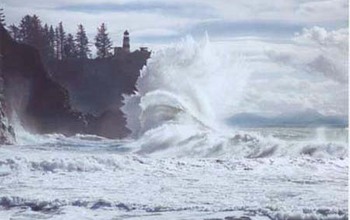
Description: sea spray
10,112,60,145
121,36,348,158
122,36,250,138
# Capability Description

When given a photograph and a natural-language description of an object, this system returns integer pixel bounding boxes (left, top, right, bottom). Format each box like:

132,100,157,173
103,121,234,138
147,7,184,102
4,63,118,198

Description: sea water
0,37,347,220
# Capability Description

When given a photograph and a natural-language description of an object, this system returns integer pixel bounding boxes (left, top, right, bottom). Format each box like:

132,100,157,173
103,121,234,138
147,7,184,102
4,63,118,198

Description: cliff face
0,93,15,144
0,26,15,144
0,24,150,139
46,50,150,138
1,24,86,136
48,51,149,114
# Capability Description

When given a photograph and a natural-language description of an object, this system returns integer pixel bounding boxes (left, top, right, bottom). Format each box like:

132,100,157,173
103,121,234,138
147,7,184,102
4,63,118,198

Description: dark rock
115,203,130,211
0,197,12,208
47,52,149,115
224,216,252,220
90,200,112,210
84,110,129,139
0,99,15,144
72,200,89,207
0,23,87,136
0,26,15,144
316,208,330,216
0,23,149,138
47,50,149,138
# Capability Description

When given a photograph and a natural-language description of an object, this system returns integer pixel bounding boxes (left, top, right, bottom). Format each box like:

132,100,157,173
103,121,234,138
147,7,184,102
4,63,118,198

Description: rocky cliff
0,24,149,139
1,24,88,137
0,29,15,144
48,51,149,115
0,92,15,144
46,51,150,138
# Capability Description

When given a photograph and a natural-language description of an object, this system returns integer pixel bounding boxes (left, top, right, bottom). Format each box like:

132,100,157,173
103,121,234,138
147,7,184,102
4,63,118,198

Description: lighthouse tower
122,30,130,53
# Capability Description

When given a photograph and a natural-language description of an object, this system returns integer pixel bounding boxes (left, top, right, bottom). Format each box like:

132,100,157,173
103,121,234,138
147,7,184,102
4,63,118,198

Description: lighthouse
122,30,130,53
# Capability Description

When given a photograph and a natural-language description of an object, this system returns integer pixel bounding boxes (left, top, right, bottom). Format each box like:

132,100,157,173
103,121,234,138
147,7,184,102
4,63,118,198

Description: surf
121,36,348,158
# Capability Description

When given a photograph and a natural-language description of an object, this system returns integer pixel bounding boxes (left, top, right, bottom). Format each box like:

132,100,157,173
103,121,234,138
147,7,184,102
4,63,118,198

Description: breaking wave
0,196,347,220
121,36,348,158
6,37,347,159
122,36,250,136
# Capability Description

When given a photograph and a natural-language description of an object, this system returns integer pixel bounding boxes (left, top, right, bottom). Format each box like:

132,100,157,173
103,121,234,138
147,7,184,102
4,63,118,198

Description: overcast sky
1,0,348,46
1,0,349,116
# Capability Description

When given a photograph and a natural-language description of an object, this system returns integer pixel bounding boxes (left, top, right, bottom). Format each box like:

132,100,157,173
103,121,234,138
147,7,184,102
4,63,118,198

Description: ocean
0,37,348,220
0,127,347,220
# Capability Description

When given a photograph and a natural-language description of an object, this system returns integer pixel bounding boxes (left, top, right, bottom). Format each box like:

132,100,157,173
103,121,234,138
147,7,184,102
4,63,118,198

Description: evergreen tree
75,24,90,59
57,22,66,59
8,24,21,41
64,33,77,58
94,23,112,58
54,27,60,59
19,15,31,42
48,25,56,60
42,24,55,61
19,15,44,50
53,22,66,60
0,8,5,26
42,24,50,59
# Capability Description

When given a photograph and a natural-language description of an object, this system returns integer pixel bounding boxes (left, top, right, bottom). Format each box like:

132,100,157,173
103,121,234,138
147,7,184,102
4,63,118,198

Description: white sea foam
121,36,348,158
0,145,347,219
0,37,347,220
122,36,249,136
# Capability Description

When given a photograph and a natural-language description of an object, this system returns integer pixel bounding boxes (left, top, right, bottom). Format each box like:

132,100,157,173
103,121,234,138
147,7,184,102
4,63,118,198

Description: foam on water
122,36,249,136
0,147,347,219
10,112,64,145
121,36,348,158
6,36,346,159
0,35,347,220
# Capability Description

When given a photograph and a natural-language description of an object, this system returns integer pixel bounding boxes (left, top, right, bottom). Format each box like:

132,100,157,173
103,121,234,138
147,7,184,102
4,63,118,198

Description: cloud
1,0,348,45
0,1,347,116
54,2,217,19
130,28,181,44
132,28,179,38
211,28,348,117
187,20,303,38
242,76,347,116
2,1,208,45
295,0,348,23
268,27,348,84
2,5,198,46
205,0,348,24
294,26,348,49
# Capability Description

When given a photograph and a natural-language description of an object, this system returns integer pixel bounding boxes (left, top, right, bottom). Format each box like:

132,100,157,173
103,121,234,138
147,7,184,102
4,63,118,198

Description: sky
1,0,348,45
1,0,349,117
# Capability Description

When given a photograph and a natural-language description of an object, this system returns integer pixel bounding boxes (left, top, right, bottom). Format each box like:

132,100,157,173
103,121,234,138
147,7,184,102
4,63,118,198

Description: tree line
1,10,113,61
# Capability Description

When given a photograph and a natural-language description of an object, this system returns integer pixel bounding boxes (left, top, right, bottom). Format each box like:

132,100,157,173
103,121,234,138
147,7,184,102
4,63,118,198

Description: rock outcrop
0,23,150,139
46,51,150,138
0,95,15,144
0,31,15,144
1,23,87,137
48,51,149,115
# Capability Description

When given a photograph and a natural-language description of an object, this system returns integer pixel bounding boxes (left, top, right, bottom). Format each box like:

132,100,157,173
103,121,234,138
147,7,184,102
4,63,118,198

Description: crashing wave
0,196,347,220
121,36,347,158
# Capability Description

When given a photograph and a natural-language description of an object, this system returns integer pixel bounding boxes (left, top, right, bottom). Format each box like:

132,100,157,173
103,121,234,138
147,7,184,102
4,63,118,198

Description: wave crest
121,36,347,158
